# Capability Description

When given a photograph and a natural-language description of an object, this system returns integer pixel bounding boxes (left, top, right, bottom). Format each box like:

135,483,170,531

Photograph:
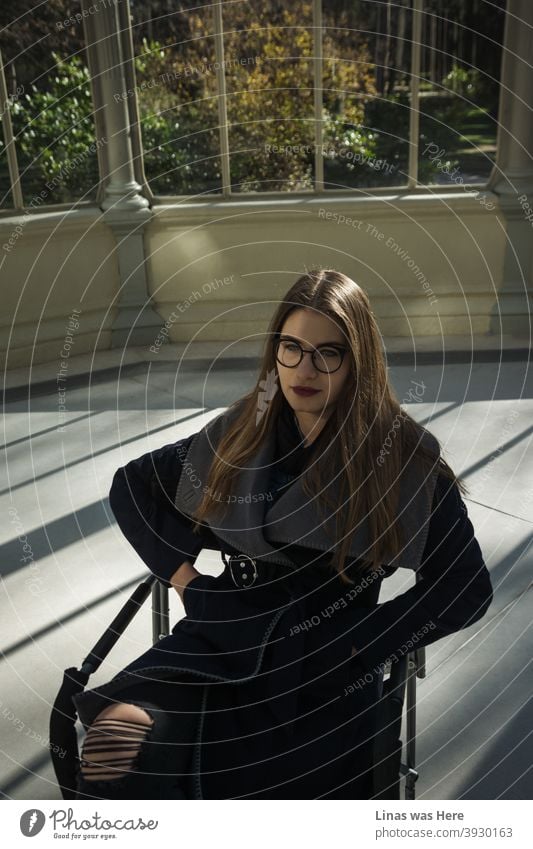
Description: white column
82,0,164,348
83,0,148,211
488,0,533,197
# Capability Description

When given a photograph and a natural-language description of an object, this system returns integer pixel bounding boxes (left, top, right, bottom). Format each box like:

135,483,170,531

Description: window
418,0,505,186
130,0,505,197
0,0,99,211
0,0,506,210
130,0,223,196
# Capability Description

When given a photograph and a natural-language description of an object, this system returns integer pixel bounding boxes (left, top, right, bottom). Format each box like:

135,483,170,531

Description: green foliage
363,92,410,185
9,52,98,203
442,63,499,116
442,64,477,97
134,0,378,194
415,62,500,184
134,37,221,195
3,22,498,202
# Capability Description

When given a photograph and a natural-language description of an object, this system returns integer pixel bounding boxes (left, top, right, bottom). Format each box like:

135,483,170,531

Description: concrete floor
1,341,531,800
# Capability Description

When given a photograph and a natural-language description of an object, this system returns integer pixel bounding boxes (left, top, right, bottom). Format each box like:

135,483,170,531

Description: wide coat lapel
174,403,440,572
174,404,296,566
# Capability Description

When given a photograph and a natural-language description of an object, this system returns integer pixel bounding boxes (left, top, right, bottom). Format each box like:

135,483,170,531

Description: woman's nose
296,351,319,379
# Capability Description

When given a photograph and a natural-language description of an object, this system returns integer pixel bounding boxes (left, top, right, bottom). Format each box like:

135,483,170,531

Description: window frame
0,0,501,215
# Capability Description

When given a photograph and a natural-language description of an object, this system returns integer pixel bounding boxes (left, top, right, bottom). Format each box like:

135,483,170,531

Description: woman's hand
351,645,358,657
169,559,201,604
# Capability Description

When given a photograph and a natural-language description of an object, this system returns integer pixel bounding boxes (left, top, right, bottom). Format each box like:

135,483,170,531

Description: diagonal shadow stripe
416,401,461,425
0,572,154,662
1,498,115,581
0,409,209,497
0,747,68,798
461,423,533,479
1,413,96,451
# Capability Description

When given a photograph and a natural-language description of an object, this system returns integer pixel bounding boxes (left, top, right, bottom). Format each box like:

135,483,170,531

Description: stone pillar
82,0,163,347
487,0,533,197
487,0,533,337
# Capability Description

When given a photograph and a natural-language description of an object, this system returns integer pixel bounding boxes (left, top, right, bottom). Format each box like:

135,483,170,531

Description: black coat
72,409,493,799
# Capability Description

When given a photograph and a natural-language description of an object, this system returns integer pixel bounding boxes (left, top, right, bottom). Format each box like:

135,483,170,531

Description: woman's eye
320,349,338,358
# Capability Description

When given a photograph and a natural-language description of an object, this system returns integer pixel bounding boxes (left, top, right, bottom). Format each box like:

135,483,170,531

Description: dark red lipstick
291,386,320,396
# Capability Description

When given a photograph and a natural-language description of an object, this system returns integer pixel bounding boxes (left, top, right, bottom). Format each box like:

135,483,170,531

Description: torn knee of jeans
80,704,155,782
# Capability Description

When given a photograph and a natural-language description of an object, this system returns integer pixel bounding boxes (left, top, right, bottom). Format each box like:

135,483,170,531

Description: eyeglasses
273,334,347,374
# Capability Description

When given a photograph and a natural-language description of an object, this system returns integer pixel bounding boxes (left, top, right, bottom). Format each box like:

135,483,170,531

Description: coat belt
220,548,333,593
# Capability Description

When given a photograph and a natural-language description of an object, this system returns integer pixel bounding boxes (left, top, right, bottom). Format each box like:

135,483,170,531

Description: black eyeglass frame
273,333,348,374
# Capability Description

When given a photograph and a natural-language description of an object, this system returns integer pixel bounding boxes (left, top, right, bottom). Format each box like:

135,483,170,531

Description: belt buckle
227,553,258,588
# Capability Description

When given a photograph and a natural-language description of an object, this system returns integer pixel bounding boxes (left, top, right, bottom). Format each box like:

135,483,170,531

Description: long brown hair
190,267,465,585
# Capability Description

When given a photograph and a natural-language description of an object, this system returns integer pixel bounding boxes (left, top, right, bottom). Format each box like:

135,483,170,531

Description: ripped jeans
74,679,205,800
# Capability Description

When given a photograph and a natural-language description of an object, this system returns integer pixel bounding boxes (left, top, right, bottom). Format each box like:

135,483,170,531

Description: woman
72,268,493,800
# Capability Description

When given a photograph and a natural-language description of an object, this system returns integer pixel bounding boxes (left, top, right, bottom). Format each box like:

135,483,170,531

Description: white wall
1,192,530,369
0,209,118,369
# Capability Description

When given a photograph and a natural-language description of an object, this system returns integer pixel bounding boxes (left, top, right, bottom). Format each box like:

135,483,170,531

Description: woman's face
275,308,352,434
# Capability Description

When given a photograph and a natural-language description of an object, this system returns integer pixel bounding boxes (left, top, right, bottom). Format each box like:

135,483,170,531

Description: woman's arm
169,559,201,603
108,434,205,590
348,472,494,676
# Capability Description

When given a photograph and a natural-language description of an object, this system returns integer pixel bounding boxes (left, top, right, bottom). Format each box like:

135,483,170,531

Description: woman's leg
75,680,204,800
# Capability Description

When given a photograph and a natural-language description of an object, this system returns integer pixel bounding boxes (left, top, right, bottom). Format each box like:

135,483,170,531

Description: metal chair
49,573,164,799
371,646,425,799
49,574,423,800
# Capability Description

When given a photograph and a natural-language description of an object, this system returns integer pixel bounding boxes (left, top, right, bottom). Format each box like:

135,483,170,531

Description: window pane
1,0,99,207
322,0,412,189
131,0,222,196
223,0,315,193
0,111,14,208
418,0,505,186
